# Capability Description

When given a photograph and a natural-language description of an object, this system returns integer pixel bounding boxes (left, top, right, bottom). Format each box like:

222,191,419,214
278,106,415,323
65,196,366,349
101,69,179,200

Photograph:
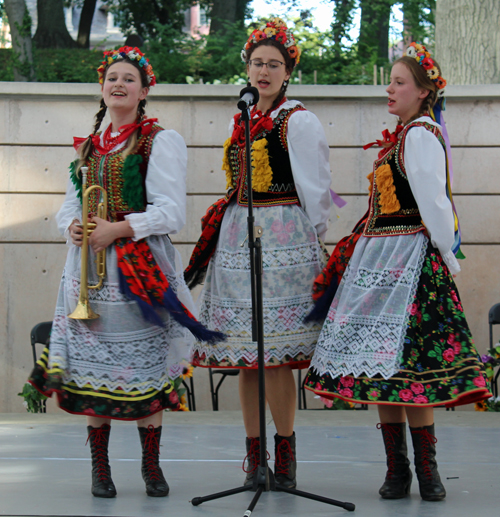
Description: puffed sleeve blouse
56,127,187,242
404,116,460,275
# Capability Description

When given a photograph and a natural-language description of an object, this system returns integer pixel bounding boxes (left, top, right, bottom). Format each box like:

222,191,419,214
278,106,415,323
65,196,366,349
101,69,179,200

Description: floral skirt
192,202,326,369
305,243,491,407
29,235,194,420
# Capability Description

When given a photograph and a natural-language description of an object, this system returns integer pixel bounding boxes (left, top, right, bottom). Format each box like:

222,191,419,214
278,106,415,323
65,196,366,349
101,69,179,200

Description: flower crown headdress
97,46,157,87
241,17,301,66
405,42,446,97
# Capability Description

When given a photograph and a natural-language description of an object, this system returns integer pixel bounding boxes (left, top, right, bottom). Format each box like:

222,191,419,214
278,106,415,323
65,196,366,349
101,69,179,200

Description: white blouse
229,99,332,241
404,116,460,275
57,126,187,242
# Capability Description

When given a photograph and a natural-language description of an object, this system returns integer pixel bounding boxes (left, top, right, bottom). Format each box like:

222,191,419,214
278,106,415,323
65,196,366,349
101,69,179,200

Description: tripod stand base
191,479,355,513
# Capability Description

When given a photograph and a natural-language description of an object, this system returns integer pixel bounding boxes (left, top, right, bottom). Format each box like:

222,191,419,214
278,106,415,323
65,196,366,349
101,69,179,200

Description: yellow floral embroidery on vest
251,138,273,193
367,171,374,194
375,163,401,214
222,137,233,190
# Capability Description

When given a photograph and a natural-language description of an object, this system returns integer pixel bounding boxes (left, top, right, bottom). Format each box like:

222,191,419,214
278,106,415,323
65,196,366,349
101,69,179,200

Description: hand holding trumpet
69,217,134,252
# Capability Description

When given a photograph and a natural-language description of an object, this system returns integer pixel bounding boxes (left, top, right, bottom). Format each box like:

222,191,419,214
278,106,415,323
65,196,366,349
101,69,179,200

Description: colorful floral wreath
405,42,446,97
241,17,301,66
97,46,156,87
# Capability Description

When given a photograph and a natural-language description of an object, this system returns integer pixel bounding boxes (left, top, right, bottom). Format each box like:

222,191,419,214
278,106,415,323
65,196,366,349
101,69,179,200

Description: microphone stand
191,101,355,515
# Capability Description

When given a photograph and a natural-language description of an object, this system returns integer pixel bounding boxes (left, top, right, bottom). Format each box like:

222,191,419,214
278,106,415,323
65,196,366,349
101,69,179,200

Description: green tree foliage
401,0,435,46
331,0,356,48
358,0,394,66
0,0,437,85
209,0,252,35
106,0,198,40
0,47,101,81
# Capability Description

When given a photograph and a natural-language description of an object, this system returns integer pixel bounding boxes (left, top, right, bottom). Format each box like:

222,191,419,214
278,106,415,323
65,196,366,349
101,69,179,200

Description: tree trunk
358,0,393,65
436,0,500,84
209,0,237,35
33,0,77,48
332,0,356,47
76,0,97,49
4,0,36,81
235,0,251,22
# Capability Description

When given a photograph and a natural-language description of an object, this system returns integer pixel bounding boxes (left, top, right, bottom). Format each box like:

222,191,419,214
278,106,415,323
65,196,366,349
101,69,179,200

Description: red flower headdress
405,42,446,97
97,46,156,87
241,17,301,67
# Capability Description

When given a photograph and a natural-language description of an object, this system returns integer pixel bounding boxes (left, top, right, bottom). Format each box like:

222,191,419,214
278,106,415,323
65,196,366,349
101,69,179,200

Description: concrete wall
1,82,499,414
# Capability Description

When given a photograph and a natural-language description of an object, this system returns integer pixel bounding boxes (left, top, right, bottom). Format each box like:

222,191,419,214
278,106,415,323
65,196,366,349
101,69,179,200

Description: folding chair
209,368,239,410
29,321,53,413
182,377,196,411
488,303,500,398
30,321,53,368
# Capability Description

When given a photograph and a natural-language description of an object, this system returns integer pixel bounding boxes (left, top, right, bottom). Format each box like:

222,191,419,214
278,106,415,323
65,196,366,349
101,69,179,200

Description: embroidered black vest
363,121,446,238
84,125,163,222
228,105,306,207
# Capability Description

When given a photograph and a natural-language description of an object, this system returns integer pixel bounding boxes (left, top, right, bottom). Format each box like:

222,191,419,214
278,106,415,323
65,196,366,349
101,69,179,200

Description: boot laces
86,425,111,482
377,423,401,480
275,438,294,476
242,438,270,473
413,428,438,481
143,425,162,481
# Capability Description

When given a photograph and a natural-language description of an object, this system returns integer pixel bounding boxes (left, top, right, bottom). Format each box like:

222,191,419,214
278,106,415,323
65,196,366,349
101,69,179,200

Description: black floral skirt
29,346,181,420
305,246,491,407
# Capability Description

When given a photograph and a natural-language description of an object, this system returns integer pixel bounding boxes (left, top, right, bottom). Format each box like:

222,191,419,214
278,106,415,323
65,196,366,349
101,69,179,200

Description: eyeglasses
248,60,285,71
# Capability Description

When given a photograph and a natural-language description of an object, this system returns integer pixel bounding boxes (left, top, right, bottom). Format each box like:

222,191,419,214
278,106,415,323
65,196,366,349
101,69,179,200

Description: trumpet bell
68,300,100,320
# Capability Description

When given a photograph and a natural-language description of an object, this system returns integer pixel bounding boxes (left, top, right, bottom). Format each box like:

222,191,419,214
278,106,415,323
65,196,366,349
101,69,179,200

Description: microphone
237,86,259,110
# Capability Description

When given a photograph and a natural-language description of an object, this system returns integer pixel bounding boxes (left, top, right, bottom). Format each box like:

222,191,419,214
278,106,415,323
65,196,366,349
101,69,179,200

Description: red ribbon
363,125,404,159
73,118,158,154
231,98,286,147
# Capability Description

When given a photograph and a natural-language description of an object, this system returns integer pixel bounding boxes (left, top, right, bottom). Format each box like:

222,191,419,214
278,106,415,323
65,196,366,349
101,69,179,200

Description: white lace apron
48,235,194,392
194,202,326,366
309,233,428,380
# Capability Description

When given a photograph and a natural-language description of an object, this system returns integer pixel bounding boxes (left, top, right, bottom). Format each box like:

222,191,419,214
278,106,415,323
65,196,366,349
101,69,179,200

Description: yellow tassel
222,137,234,190
367,172,374,194
375,163,401,214
251,138,273,192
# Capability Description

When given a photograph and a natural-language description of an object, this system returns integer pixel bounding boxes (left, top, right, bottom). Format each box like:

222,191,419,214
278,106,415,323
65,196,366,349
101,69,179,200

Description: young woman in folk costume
29,47,222,499
184,18,332,488
305,43,491,501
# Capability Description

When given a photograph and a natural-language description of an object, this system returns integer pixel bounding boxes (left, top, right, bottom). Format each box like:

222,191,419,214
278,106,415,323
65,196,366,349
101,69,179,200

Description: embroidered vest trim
363,121,445,238
225,105,306,207
83,125,163,222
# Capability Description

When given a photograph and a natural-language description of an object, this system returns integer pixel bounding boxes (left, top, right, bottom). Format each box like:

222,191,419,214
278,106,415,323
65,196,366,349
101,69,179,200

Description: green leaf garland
69,159,82,203
122,154,144,211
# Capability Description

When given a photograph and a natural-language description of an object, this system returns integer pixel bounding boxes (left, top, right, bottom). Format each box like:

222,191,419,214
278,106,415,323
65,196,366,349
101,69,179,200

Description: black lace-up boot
138,425,169,497
410,424,446,501
86,424,117,498
274,432,297,489
243,437,263,486
377,422,412,499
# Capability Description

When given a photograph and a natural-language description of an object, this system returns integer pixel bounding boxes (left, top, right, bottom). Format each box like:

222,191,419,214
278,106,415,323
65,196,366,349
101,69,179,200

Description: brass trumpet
68,166,108,320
